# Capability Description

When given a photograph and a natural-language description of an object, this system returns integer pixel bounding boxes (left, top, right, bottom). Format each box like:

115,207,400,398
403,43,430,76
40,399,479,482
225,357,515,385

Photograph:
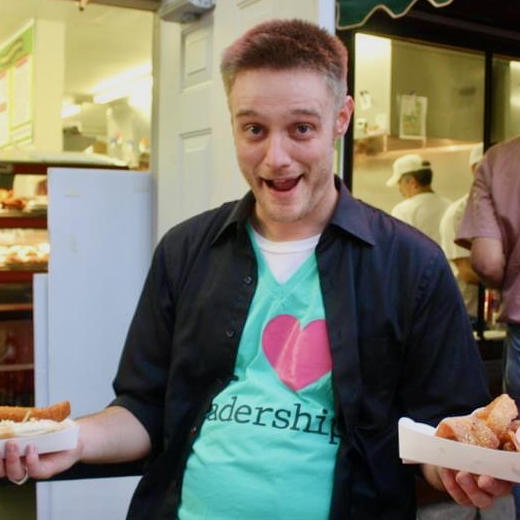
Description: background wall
390,41,485,141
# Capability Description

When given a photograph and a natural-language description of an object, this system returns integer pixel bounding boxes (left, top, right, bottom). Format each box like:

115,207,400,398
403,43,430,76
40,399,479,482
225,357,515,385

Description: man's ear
335,95,354,137
409,177,420,192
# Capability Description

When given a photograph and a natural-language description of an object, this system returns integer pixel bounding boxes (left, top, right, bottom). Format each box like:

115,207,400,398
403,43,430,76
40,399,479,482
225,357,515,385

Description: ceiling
0,0,154,98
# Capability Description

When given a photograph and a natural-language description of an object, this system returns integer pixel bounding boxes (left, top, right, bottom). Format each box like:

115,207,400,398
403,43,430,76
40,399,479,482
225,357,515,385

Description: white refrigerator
33,168,153,520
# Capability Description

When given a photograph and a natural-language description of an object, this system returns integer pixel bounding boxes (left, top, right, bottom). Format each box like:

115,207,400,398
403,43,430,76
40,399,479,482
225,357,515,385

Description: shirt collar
212,176,375,247
329,176,375,246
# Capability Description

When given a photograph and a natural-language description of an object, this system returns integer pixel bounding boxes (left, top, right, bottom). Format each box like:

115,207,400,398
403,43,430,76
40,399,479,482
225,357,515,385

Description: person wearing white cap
387,154,451,244
439,143,484,322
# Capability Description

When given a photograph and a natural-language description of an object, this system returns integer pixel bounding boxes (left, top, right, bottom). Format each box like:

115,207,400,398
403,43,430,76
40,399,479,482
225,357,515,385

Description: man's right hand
1,439,82,484
0,405,151,485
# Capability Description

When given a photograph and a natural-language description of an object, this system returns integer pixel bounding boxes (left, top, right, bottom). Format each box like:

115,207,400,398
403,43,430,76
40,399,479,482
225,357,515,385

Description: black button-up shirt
112,178,489,520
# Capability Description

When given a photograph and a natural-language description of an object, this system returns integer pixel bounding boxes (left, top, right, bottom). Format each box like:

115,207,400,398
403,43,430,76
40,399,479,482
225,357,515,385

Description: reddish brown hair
220,19,348,107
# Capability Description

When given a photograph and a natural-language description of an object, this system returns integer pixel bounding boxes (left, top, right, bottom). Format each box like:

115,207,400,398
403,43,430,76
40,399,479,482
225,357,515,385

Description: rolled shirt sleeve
456,157,502,249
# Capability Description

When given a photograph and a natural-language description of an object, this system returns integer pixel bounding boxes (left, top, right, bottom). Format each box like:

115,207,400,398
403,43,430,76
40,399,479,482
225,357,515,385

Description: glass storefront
352,33,484,216
492,57,520,145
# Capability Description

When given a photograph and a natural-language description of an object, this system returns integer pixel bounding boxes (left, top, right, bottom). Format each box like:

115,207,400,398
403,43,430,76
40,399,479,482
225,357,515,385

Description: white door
152,0,335,240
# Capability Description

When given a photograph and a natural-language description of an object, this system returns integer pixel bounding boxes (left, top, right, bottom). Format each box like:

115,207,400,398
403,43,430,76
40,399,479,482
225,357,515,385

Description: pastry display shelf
0,363,34,373
0,270,46,284
0,215,46,229
0,159,128,176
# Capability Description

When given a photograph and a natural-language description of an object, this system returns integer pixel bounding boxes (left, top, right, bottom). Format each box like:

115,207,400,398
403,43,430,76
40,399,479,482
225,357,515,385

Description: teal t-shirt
178,227,339,519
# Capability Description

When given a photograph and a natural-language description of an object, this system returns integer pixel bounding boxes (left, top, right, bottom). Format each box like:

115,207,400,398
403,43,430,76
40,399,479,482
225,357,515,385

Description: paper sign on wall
0,22,34,149
399,94,427,140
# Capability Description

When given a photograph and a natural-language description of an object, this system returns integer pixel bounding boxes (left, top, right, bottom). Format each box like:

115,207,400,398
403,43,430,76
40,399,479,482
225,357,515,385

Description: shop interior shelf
0,215,46,229
0,271,45,283
0,303,33,313
0,363,34,373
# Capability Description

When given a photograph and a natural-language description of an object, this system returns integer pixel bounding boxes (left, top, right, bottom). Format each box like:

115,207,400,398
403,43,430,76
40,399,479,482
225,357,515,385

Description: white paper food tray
0,419,79,458
399,417,520,483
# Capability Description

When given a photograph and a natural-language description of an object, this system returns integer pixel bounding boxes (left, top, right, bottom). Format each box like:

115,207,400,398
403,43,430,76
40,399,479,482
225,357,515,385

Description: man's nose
264,134,291,170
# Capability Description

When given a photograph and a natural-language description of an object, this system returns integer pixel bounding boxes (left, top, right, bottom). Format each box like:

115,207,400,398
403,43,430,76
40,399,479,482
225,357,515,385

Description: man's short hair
402,165,432,187
220,19,348,108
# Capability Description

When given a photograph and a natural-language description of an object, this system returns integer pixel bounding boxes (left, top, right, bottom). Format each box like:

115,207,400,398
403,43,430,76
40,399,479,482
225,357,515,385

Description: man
0,19,512,519
439,144,483,323
457,137,520,406
387,153,451,244
456,136,520,519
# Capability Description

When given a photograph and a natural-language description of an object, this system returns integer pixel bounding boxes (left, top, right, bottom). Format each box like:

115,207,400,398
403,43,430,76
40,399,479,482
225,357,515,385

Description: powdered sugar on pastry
0,419,67,439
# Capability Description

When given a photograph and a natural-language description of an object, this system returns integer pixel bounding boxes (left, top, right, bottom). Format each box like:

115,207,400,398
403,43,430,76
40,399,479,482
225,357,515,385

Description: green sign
336,0,455,29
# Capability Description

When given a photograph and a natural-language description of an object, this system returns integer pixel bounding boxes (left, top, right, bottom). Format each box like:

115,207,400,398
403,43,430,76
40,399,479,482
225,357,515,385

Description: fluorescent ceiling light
355,33,391,60
61,104,81,118
93,75,152,105
92,63,152,95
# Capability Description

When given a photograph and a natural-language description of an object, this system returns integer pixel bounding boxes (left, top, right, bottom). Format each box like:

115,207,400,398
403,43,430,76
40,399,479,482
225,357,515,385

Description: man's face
398,174,414,198
229,68,353,240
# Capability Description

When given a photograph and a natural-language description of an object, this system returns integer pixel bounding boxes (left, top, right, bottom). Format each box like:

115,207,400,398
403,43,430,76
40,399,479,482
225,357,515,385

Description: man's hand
0,440,82,483
0,406,151,485
422,464,513,508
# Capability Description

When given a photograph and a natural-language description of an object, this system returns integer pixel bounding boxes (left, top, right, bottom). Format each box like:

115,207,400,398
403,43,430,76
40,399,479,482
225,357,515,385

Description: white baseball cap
469,143,483,167
386,154,425,187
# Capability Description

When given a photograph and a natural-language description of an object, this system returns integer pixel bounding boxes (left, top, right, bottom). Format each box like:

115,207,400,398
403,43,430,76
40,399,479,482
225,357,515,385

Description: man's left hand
422,464,513,508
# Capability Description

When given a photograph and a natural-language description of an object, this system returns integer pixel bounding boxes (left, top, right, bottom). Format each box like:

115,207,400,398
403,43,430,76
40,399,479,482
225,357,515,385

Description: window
352,34,485,217
491,57,520,145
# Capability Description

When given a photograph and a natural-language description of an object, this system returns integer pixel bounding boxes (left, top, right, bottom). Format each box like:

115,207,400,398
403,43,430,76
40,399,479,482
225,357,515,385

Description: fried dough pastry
435,394,519,451
436,414,499,448
475,394,518,440
0,401,70,423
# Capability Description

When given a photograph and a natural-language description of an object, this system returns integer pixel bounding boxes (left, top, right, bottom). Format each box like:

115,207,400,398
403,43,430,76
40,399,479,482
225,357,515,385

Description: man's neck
412,186,434,196
250,218,324,242
252,190,339,241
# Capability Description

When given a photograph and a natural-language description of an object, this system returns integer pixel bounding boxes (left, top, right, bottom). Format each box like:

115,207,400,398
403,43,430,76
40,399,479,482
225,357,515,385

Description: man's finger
4,441,27,483
24,444,41,476
476,474,513,498
438,468,473,506
455,471,493,509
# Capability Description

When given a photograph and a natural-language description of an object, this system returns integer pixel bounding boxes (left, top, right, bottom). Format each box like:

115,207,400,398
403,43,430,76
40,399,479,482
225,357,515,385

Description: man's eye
295,124,312,135
245,125,262,136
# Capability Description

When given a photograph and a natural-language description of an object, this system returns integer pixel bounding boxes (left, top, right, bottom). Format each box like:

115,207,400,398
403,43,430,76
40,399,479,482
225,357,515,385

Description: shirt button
225,329,235,338
243,275,253,285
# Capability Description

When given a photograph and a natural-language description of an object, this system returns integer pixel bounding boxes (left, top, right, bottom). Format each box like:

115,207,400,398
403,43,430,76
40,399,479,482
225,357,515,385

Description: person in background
0,19,513,520
386,153,451,244
439,144,483,325
457,136,520,519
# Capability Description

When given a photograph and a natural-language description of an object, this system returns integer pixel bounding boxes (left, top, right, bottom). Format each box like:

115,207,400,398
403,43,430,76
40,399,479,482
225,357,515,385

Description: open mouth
264,176,301,192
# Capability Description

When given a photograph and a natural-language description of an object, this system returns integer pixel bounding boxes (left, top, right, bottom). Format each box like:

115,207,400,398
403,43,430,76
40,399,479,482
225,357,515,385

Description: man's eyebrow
235,109,258,118
290,108,321,118
234,108,322,118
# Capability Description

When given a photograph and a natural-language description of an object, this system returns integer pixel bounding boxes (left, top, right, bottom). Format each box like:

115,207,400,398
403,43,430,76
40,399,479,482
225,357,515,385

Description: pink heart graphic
262,314,332,391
